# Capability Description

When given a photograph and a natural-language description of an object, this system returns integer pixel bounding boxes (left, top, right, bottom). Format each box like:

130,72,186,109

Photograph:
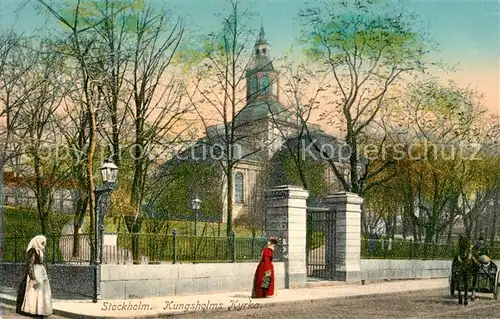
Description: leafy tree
149,160,223,230
387,78,486,242
297,0,432,196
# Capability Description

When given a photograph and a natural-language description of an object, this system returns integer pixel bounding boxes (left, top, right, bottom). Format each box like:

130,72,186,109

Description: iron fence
306,207,336,279
2,231,268,264
2,233,80,263
361,238,456,260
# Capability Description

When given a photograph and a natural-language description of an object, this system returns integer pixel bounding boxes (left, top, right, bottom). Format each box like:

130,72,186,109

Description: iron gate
306,207,336,279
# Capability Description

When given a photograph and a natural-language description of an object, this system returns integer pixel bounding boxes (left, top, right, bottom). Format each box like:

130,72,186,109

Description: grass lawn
4,205,260,238
3,205,74,237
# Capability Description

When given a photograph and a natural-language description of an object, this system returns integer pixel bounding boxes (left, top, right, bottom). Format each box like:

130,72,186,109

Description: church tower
246,26,279,103
234,24,294,160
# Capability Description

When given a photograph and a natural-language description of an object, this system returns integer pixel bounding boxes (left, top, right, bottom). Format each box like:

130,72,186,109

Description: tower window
261,76,269,94
262,48,267,55
234,172,244,204
251,77,258,94
255,48,260,55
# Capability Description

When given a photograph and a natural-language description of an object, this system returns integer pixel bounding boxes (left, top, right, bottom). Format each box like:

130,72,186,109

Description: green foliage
361,238,456,260
116,232,266,263
299,0,429,70
3,205,73,237
178,0,257,76
306,231,325,251
58,0,145,32
148,161,223,221
281,154,331,199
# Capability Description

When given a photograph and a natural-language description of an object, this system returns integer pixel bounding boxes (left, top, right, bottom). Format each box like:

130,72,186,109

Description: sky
1,0,499,114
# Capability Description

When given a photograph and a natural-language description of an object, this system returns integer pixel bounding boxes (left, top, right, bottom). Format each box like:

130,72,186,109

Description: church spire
245,24,278,104
256,24,267,45
254,25,270,60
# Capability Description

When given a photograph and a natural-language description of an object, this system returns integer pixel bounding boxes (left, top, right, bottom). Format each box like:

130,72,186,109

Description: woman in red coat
252,237,278,298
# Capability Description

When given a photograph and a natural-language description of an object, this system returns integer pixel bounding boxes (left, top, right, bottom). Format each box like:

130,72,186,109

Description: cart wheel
494,271,499,300
450,275,455,296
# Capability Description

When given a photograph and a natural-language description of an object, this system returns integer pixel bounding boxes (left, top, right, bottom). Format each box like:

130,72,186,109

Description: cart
450,260,500,300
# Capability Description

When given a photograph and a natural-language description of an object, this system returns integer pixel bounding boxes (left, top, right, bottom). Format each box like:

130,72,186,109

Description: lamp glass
101,161,118,183
191,197,201,210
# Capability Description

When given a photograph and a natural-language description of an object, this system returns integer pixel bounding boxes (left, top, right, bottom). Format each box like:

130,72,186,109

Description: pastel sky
1,0,499,114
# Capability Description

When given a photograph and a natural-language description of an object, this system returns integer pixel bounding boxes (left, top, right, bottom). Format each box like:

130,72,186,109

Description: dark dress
251,247,275,298
16,248,45,318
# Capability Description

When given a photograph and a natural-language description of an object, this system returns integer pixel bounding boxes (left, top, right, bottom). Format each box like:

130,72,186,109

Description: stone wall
0,262,93,300
361,259,453,282
100,262,285,299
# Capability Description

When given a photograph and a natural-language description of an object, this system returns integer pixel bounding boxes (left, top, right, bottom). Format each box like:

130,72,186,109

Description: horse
451,235,479,305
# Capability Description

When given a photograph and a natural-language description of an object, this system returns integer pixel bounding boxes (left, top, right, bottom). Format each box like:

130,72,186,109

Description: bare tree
16,45,69,234
268,58,330,192
186,0,281,235
57,71,92,258
37,1,191,262
37,0,110,259
119,5,187,262
86,0,135,167
0,31,37,259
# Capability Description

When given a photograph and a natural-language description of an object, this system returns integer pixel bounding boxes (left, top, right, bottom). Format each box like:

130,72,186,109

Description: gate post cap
325,192,364,205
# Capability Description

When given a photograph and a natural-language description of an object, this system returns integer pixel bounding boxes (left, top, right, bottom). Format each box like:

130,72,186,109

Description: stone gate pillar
324,192,363,282
265,185,309,289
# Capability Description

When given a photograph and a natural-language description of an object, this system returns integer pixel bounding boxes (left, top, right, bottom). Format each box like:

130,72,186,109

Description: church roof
246,57,274,74
234,100,292,124
273,130,370,166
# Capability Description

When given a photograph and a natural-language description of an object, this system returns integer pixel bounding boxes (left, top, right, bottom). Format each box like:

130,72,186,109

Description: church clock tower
246,26,279,103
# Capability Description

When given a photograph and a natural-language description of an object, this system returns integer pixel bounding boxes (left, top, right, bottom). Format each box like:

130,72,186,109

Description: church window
261,75,269,94
255,48,260,55
262,48,267,55
271,81,277,95
251,77,258,94
234,172,244,204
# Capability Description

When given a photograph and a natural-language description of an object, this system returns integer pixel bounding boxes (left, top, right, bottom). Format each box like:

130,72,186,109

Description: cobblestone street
168,289,500,319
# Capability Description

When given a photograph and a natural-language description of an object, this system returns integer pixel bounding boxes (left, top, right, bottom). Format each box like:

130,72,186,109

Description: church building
164,26,345,223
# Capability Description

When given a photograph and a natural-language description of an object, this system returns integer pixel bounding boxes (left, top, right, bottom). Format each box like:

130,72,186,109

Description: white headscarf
26,235,46,261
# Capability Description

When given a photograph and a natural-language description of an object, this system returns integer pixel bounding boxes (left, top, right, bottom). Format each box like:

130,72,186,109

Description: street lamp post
93,160,118,303
191,195,202,236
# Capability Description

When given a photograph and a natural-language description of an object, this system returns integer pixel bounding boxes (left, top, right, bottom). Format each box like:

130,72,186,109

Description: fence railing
2,231,269,264
361,238,456,260
2,233,80,264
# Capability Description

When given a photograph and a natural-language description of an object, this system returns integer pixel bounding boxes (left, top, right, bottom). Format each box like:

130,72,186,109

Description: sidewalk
1,278,448,318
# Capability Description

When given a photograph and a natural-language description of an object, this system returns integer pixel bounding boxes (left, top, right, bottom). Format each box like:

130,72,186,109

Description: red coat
251,247,275,298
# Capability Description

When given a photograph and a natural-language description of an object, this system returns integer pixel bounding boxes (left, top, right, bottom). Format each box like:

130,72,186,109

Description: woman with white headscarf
16,235,53,318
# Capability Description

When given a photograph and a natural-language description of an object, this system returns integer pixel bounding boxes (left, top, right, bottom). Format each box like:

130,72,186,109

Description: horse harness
457,246,480,266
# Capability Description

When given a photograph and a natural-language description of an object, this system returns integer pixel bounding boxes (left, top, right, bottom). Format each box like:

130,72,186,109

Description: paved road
3,289,500,318
1,306,67,318
168,289,500,319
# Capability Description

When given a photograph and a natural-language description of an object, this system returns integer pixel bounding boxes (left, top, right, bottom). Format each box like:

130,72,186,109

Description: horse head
458,234,472,258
